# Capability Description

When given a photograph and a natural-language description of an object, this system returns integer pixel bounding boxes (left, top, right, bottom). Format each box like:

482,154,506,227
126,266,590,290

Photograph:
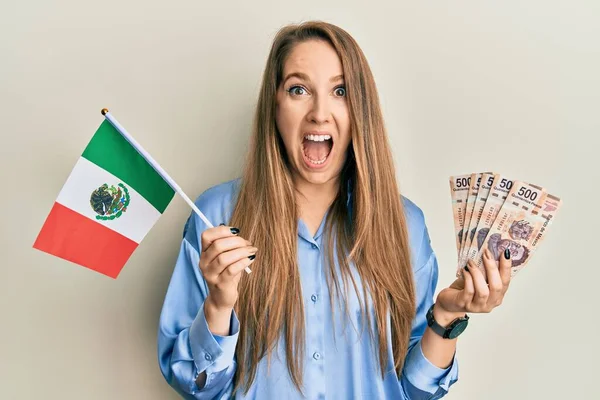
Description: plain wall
1,1,598,399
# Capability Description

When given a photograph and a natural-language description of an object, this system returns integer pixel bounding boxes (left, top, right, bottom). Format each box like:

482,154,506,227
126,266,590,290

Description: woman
158,21,512,399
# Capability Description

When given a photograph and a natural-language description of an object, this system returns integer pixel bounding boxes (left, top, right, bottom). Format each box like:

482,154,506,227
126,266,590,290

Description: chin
302,173,331,185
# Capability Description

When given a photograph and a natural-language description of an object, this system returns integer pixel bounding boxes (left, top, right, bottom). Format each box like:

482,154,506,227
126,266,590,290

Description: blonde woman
158,21,512,400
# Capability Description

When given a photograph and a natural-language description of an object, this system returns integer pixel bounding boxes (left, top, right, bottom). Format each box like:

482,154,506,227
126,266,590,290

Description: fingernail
464,265,470,272
230,227,240,235
504,248,511,260
248,254,256,260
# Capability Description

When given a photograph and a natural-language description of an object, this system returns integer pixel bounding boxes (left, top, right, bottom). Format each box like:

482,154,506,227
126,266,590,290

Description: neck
293,175,340,216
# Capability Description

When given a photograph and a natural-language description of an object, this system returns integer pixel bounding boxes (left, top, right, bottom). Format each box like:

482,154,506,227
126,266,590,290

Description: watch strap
426,303,468,339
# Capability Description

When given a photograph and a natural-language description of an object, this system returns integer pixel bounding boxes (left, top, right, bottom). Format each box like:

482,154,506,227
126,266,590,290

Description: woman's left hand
435,248,512,321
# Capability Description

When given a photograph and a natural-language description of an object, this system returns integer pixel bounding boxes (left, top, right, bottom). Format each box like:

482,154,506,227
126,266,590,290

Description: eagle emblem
90,183,131,220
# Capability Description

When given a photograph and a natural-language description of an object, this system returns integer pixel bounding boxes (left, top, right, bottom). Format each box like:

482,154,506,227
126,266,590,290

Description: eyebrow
283,72,345,84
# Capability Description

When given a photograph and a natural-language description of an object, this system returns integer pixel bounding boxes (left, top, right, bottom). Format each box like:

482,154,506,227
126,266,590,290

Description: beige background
1,1,598,399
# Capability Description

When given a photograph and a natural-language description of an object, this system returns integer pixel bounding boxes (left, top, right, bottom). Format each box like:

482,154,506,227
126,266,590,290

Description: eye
334,86,346,97
287,85,308,96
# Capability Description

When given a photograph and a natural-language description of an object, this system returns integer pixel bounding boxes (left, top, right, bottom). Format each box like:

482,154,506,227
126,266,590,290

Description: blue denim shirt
158,178,458,399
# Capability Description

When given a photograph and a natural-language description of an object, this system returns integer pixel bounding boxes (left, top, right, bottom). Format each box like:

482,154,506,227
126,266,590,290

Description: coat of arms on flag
90,183,130,220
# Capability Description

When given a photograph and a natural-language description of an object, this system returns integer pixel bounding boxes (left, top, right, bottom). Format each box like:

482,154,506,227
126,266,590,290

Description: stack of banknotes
449,173,562,279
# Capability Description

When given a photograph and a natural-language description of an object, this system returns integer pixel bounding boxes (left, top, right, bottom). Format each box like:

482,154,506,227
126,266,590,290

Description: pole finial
101,108,109,116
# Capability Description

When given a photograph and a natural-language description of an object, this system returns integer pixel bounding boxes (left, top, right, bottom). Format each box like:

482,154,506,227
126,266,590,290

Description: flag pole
100,108,251,274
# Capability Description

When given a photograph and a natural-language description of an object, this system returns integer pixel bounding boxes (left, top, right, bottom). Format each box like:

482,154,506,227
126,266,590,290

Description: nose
306,95,331,124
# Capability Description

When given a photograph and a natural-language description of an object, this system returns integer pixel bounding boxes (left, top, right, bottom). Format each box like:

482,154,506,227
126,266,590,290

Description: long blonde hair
229,21,416,395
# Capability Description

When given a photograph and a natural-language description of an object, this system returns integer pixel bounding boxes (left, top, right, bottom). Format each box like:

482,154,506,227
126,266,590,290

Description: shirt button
311,294,318,302
311,243,318,249
205,353,212,361
313,352,321,360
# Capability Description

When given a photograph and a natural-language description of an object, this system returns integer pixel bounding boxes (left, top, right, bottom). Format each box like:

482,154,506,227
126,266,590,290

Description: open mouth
301,134,334,166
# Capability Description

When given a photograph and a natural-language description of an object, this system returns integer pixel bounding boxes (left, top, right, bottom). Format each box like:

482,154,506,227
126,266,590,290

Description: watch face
448,320,468,339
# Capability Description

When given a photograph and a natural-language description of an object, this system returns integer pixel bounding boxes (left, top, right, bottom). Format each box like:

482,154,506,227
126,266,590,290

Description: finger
498,248,513,288
200,225,243,253
204,245,257,278
202,234,252,266
482,249,504,307
219,255,257,284
467,260,490,309
460,265,475,309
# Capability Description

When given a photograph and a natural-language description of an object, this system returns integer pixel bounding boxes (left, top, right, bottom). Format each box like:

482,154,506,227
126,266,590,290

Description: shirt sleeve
399,223,460,400
157,208,238,399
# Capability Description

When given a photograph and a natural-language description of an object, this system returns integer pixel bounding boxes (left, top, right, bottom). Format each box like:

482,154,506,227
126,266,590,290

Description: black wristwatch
426,303,469,339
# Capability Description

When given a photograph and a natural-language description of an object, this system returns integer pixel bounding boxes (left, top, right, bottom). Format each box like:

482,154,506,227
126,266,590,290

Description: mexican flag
33,119,175,278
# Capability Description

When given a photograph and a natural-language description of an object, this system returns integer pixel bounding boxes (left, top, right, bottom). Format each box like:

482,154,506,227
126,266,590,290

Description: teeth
304,134,331,142
307,156,327,164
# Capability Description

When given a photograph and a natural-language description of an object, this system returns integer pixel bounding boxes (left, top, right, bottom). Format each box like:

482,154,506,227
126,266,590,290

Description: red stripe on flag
33,202,138,278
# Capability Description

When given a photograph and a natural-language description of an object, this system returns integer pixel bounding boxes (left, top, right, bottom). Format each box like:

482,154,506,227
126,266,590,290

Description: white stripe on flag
55,157,162,243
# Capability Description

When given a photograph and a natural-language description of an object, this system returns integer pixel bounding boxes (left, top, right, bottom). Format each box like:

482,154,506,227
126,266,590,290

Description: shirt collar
297,179,353,244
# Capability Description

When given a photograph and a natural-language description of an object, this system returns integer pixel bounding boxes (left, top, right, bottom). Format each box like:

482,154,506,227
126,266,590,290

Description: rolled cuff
403,337,459,394
189,302,240,376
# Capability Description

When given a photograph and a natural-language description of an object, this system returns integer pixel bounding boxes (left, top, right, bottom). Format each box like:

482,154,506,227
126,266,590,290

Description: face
509,220,533,241
275,39,352,188
498,240,525,261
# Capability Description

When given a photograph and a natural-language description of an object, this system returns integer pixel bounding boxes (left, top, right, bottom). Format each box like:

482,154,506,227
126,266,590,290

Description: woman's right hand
199,225,257,334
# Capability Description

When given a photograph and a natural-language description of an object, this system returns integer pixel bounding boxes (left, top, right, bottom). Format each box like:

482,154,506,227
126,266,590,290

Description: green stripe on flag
82,120,175,213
